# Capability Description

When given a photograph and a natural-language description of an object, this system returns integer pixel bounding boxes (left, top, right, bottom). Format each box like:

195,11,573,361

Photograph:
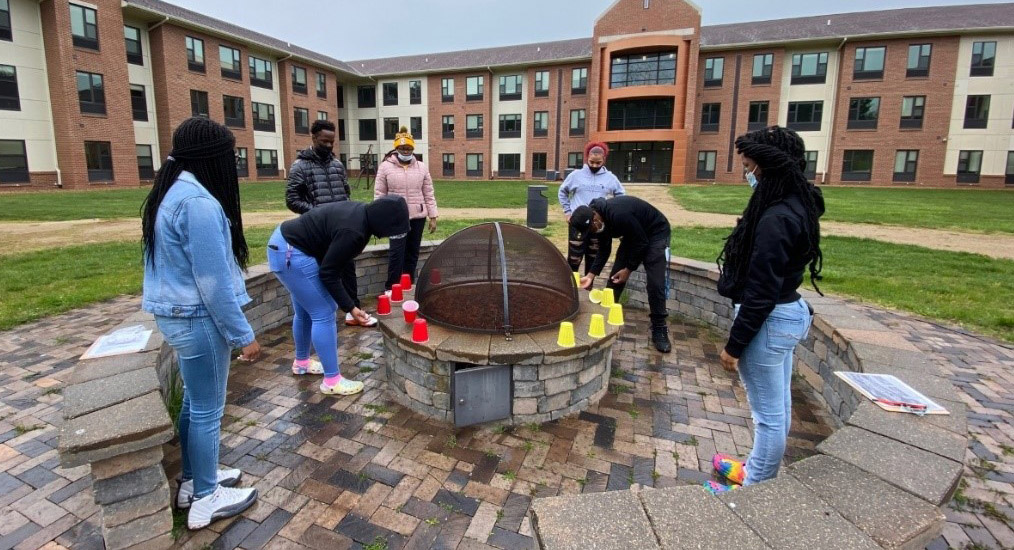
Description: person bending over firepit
707,126,824,495
558,141,625,274
569,195,672,353
267,195,409,396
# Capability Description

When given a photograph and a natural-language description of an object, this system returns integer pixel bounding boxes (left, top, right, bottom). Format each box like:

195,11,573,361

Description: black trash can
527,185,548,229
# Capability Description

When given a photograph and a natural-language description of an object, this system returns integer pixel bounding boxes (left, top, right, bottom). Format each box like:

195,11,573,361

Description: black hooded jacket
586,195,671,276
280,196,409,311
285,148,350,214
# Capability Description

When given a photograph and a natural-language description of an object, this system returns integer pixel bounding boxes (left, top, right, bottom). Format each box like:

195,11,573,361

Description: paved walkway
1,296,1012,548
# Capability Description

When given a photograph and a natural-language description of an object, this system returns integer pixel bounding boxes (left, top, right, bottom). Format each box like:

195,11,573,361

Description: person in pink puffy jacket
374,127,439,290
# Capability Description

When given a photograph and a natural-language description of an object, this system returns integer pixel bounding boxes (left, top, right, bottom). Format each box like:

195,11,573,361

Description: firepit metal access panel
453,363,511,428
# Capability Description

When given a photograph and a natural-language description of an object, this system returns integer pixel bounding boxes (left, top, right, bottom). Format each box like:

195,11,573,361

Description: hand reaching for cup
579,274,595,290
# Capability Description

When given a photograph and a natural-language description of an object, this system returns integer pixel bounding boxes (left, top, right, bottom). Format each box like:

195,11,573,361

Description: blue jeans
735,298,812,485
267,227,339,377
155,315,230,499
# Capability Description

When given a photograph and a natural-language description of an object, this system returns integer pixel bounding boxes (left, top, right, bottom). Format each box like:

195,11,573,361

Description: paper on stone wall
80,324,153,360
835,371,948,415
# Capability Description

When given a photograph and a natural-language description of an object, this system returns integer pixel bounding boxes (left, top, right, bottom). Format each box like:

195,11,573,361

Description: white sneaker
345,312,379,327
292,358,324,375
187,485,258,530
320,377,365,396
176,468,243,509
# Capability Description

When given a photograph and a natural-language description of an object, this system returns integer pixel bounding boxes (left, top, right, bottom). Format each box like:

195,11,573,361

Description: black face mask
314,145,333,159
589,165,603,173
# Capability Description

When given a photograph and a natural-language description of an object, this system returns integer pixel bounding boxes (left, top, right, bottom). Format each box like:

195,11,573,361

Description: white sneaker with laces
187,485,258,530
292,358,324,375
320,377,365,396
176,468,243,509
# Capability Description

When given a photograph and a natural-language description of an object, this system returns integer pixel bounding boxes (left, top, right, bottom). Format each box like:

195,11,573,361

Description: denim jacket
142,171,255,348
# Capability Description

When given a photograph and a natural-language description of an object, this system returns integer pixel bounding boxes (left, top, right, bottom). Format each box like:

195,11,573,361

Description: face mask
397,153,414,163
314,145,332,158
594,221,605,234
745,167,759,189
589,165,603,173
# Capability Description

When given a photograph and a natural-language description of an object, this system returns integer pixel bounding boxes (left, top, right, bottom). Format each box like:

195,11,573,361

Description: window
410,116,422,140
567,152,583,170
847,97,880,130
0,0,10,42
357,85,376,108
466,153,483,177
84,141,113,182
803,151,818,180
249,56,272,89
441,78,454,102
337,85,344,108
76,71,105,115
532,152,547,177
338,119,345,141
900,96,925,129
291,66,307,94
252,102,274,131
907,44,931,77
606,98,674,131
69,4,98,50
499,114,522,138
700,103,721,132
498,154,521,177
185,36,204,72
498,74,522,101
466,114,483,138
752,53,773,85
294,108,309,134
957,150,982,183
136,144,154,180
442,115,454,139
570,109,586,136
442,153,455,177
696,151,717,179
534,71,549,97
382,82,398,105
130,84,147,121
0,64,19,111
255,149,278,177
124,26,143,65
466,76,483,101
359,119,377,141
383,117,399,140
893,150,918,182
971,41,996,77
533,111,549,137
704,57,724,87
223,95,244,128
854,46,886,80
317,111,327,121
787,101,823,132
236,147,248,177
571,68,587,94
791,52,828,84
610,51,676,88
219,45,241,80
964,95,990,129
190,90,208,117
409,80,421,104
317,72,327,98
748,101,768,131
0,140,29,183
1006,151,1014,185
842,150,874,182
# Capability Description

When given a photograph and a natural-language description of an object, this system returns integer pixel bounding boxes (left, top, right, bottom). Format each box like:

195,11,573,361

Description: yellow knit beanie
393,126,415,149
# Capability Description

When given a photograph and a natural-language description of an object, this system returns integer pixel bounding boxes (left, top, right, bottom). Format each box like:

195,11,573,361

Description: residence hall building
1,0,1013,189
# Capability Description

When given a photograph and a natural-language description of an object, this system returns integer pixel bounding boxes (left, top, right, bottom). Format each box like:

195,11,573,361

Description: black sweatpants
567,224,601,274
385,218,426,290
606,231,670,327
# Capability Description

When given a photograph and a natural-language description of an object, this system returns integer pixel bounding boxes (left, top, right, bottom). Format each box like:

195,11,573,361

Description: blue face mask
746,168,759,189
397,153,414,163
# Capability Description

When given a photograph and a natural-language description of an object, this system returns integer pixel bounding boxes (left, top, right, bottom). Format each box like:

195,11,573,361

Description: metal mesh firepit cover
414,222,579,336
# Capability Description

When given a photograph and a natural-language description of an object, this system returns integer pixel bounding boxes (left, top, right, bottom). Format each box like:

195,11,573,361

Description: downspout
822,36,847,184
487,65,494,179
148,15,170,31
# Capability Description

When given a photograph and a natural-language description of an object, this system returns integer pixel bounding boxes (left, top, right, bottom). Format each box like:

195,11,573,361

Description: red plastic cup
430,268,441,285
412,318,429,343
400,273,412,291
376,294,391,315
402,300,419,323
390,283,404,302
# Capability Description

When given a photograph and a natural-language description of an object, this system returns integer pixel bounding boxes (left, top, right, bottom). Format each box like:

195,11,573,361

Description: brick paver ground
1,295,1012,549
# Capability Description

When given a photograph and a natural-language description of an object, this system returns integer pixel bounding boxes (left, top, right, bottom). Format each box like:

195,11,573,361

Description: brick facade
278,60,341,174
426,71,493,179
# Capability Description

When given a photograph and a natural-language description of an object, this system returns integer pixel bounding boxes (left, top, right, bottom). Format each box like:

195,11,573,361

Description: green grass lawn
672,227,1014,343
670,185,1014,234
0,180,557,222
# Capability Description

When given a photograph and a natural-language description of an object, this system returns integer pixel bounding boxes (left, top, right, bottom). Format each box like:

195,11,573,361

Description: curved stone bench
531,257,968,550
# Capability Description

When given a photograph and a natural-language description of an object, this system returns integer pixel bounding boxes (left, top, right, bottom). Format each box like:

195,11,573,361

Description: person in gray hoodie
558,142,625,273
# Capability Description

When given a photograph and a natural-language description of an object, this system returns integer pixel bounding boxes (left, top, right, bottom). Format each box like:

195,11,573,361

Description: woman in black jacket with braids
707,126,824,494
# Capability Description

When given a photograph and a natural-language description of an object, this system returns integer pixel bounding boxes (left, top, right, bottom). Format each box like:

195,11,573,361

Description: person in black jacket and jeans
706,126,824,495
569,195,672,353
285,120,377,327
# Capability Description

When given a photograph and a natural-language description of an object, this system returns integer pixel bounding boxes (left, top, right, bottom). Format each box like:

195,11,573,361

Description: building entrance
606,141,674,183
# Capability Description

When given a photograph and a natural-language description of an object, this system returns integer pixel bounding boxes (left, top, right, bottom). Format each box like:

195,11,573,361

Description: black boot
651,324,671,353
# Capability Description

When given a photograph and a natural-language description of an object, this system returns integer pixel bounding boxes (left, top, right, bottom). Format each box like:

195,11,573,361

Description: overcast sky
164,0,1011,60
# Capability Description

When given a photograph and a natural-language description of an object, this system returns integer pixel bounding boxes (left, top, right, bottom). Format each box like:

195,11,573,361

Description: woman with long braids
707,126,824,494
142,117,260,528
